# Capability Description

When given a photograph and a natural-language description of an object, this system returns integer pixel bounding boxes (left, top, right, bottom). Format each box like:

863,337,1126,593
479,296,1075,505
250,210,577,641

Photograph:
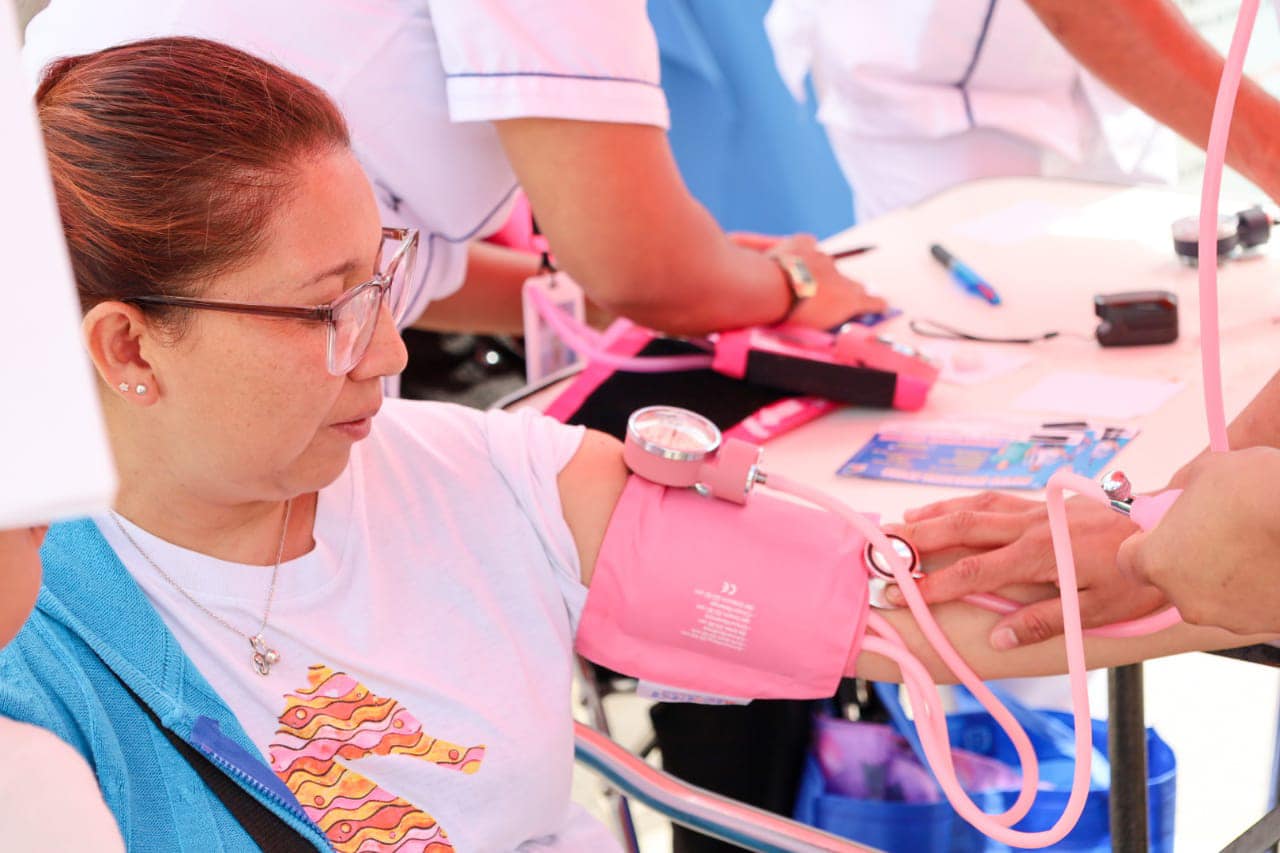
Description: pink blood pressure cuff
576,477,870,701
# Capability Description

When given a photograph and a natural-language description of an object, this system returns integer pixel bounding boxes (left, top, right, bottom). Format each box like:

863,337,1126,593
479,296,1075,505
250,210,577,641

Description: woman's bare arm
497,119,884,336
556,432,1273,685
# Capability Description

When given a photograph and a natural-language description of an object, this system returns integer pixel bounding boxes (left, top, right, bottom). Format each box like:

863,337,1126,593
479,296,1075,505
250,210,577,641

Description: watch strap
772,254,817,323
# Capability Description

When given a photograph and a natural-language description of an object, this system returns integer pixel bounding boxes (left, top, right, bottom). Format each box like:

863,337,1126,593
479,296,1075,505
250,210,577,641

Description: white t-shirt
95,400,613,852
765,0,1177,218
0,718,126,851
23,0,669,327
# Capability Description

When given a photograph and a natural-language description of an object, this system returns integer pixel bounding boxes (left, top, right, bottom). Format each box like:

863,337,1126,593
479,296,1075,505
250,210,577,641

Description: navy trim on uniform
445,70,662,90
956,0,999,126
400,182,522,325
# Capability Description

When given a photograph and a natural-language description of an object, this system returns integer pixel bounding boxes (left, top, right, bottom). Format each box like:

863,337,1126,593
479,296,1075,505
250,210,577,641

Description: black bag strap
119,679,322,852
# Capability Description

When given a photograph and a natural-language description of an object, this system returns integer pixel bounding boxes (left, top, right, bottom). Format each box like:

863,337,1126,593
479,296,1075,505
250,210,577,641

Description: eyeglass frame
122,226,419,375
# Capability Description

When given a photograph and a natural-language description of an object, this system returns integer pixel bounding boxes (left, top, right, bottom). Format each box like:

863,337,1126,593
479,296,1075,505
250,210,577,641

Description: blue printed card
837,419,1138,490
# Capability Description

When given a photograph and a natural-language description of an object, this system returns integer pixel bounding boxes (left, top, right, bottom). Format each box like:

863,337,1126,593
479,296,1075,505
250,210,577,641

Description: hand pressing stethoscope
1115,447,1280,636
624,403,1180,847
625,397,1195,849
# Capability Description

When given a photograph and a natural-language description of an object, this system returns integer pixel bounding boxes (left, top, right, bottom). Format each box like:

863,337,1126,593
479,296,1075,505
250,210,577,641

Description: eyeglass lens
384,235,418,325
328,284,385,375
326,232,418,375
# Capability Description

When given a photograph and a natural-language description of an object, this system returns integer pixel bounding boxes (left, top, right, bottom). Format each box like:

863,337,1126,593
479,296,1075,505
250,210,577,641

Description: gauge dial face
627,406,722,461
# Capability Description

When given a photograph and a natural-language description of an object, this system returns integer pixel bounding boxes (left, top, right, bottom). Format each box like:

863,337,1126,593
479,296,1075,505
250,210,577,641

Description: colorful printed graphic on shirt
268,665,486,852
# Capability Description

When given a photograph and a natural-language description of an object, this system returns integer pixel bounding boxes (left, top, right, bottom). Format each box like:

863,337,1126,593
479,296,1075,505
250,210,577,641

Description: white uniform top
765,0,1178,219
23,0,669,326
97,400,609,851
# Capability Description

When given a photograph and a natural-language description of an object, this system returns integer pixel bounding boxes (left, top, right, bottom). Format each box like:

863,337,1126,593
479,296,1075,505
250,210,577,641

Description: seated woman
2,36,1264,853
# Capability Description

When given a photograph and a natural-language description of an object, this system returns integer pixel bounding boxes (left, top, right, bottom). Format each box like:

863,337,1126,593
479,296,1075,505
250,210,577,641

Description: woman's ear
82,302,159,405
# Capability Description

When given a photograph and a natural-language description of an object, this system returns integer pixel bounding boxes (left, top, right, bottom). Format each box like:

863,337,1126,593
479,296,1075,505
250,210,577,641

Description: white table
512,176,1280,515
766,177,1280,852
773,176,1280,519
511,176,1280,850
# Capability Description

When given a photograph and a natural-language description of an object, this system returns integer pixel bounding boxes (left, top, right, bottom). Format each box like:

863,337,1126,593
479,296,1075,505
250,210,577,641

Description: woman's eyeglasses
125,227,419,376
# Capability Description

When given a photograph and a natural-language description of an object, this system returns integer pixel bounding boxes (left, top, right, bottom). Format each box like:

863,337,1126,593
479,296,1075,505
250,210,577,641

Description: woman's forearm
855,583,1276,684
1027,0,1280,201
497,118,882,335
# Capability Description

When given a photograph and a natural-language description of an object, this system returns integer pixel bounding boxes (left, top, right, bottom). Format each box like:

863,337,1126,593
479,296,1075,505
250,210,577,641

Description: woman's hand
888,491,1167,649
733,232,888,327
1118,447,1280,635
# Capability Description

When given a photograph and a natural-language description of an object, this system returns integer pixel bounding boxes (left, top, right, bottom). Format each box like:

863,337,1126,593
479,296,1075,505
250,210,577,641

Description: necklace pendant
249,633,281,676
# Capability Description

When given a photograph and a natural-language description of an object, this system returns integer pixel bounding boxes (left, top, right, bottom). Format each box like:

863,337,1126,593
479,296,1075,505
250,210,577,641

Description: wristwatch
772,253,818,322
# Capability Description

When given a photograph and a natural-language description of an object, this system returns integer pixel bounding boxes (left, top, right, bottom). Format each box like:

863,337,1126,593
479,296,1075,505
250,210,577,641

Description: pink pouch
543,320,838,444
576,477,871,700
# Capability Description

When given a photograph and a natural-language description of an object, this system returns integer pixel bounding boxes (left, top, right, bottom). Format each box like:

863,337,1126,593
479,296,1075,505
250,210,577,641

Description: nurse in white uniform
766,0,1179,221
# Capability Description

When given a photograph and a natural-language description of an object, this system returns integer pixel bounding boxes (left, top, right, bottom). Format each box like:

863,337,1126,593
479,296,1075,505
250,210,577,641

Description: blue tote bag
793,683,1176,852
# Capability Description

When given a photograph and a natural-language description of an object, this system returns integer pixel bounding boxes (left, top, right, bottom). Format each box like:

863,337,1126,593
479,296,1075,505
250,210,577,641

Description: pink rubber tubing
524,284,715,373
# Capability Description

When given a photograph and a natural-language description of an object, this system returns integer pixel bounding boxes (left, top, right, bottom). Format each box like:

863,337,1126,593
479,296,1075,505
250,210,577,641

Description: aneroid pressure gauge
623,406,762,503
624,405,722,487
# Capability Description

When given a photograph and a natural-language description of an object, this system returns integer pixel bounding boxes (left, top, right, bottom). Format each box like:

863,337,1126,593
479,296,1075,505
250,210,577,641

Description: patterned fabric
271,666,485,851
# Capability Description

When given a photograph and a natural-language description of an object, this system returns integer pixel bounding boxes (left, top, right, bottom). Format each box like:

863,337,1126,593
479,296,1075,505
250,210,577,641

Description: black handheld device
1094,290,1178,347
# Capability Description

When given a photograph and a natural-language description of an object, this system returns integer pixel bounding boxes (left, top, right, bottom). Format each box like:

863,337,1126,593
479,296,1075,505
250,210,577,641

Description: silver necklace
109,499,292,676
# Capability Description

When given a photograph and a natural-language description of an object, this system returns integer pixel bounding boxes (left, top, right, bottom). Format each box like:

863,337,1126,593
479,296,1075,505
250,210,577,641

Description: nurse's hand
732,232,888,328
1117,448,1280,635
887,492,1166,649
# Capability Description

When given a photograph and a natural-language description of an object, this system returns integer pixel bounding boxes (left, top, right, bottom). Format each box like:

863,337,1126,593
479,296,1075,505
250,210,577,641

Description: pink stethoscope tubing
1036,0,1255,640
771,473,1087,846
524,282,716,373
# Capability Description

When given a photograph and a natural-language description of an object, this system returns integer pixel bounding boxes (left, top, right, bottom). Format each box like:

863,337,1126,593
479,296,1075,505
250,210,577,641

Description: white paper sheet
0,12,116,526
948,200,1070,246
1047,189,1184,251
918,341,1033,386
1012,371,1185,420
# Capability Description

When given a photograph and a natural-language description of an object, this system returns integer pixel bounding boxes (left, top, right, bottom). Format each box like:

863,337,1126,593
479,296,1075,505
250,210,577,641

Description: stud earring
117,382,129,393
134,384,148,396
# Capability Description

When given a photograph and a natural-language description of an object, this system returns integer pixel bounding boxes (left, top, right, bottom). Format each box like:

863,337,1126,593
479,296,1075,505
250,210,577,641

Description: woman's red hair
35,36,351,317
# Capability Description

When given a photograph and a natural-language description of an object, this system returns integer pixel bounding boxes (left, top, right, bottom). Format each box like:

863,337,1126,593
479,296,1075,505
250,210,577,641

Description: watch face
781,255,818,299
627,406,722,460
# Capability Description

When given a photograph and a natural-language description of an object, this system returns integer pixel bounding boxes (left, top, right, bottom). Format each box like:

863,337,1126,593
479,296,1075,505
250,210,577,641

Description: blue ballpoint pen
929,243,1002,306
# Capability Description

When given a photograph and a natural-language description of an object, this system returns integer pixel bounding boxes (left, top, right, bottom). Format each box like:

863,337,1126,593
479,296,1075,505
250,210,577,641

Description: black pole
1109,664,1150,852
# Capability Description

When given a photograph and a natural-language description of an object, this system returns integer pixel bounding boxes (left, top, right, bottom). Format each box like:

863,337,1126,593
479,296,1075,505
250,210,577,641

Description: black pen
828,245,876,260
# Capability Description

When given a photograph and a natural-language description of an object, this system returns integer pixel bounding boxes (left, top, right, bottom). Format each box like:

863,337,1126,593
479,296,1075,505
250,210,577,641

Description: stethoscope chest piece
865,534,923,609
